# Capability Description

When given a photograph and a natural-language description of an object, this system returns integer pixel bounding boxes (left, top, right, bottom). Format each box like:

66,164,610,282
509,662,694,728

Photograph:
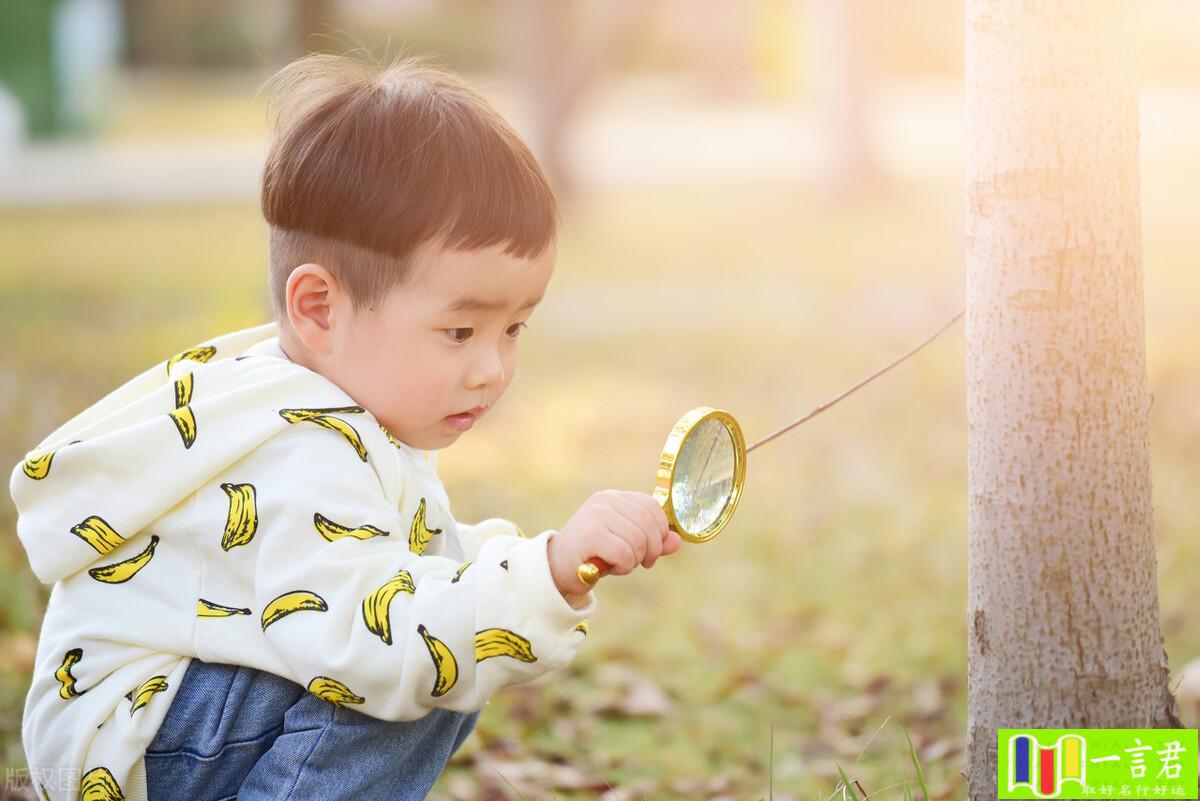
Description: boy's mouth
445,405,486,432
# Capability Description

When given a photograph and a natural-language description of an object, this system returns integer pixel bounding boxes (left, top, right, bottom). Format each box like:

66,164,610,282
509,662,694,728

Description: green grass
1,169,1197,799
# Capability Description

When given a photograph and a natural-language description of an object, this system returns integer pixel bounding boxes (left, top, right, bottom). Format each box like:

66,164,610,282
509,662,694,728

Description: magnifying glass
577,406,747,585
572,308,966,586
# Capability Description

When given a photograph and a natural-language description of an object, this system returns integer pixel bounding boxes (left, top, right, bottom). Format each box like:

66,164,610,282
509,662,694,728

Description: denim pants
144,658,480,801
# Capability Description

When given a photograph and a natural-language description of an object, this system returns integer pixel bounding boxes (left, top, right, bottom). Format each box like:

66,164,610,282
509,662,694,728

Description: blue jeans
144,658,479,801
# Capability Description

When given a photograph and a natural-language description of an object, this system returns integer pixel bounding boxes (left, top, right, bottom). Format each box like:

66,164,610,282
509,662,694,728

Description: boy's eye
446,328,473,343
506,323,528,338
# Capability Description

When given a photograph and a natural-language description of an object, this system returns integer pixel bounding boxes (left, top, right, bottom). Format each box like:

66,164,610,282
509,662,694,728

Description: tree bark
965,1,1179,798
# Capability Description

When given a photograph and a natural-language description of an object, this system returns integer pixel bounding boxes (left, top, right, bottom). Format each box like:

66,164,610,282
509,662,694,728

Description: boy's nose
467,350,505,389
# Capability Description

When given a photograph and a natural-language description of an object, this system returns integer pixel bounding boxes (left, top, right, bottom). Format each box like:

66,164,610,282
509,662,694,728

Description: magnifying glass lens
671,417,736,534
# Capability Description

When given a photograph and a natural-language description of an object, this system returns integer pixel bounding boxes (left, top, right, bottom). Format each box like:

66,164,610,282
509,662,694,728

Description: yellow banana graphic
220,482,259,550
408,498,443,554
417,623,458,697
261,590,328,631
197,598,252,617
361,569,415,645
55,647,86,699
166,344,216,375
168,374,197,449
127,675,169,715
173,373,194,407
22,450,54,480
475,628,538,664
87,535,159,584
279,407,368,462
379,424,404,449
169,405,197,449
574,621,589,635
80,766,124,801
313,512,388,543
451,562,471,583
38,783,50,801
71,516,126,555
307,676,365,706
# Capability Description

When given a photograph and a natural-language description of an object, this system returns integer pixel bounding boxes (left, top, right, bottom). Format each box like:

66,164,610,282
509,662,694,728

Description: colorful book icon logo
1008,733,1086,797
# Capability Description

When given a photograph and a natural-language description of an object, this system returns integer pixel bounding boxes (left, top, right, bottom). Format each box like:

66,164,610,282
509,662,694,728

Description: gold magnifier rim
652,406,746,543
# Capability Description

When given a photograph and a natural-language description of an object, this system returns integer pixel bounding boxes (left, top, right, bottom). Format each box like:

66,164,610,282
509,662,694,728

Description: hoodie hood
10,321,375,584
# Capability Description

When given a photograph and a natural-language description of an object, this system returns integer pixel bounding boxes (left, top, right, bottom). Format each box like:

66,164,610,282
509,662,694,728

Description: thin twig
746,309,965,454
493,767,531,801
854,714,893,768
769,723,775,801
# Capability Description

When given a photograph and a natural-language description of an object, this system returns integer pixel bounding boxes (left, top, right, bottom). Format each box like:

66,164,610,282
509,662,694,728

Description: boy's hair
261,54,558,317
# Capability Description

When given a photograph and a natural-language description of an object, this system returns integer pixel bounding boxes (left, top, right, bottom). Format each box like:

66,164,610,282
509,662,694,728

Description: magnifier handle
577,557,610,586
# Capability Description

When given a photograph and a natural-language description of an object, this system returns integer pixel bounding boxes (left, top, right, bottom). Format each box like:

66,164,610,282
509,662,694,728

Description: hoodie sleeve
239,422,594,721
454,518,528,561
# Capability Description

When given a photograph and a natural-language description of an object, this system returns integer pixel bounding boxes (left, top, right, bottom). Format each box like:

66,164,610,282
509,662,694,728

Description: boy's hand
547,490,682,600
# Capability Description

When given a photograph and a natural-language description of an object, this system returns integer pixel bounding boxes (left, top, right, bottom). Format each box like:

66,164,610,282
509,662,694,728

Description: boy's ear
285,263,342,354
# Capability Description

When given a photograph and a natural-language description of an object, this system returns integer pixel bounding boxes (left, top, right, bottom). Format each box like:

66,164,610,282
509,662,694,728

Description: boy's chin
405,427,465,452
377,423,459,452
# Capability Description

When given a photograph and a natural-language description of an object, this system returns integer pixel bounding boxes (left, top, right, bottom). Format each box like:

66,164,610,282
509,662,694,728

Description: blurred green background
2,1,1199,799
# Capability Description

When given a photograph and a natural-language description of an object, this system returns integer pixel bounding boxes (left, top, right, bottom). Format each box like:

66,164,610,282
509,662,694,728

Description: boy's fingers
649,498,670,534
614,496,663,566
661,531,682,555
597,530,639,575
606,504,651,565
616,490,670,538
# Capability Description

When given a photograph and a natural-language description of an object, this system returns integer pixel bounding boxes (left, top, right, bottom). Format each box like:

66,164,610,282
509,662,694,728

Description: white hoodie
9,321,594,801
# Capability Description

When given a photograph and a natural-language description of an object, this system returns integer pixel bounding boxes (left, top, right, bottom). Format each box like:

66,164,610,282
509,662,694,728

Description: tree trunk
507,0,642,198
965,1,1179,798
805,0,880,196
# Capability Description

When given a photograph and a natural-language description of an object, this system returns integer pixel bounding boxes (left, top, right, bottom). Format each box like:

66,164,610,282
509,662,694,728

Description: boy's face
291,240,554,451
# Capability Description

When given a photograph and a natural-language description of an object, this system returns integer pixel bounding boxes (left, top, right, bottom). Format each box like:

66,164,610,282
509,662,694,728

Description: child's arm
243,424,592,721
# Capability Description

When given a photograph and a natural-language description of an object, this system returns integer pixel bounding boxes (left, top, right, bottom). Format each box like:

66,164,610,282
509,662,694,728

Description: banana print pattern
307,676,365,706
165,344,216,375
219,482,258,550
279,406,368,462
574,621,589,635
55,648,86,699
80,766,124,801
87,535,159,584
22,450,54,480
408,498,442,554
261,590,328,631
127,675,169,715
313,512,389,542
475,628,537,664
417,624,458,698
197,598,252,617
21,438,81,481
361,569,416,645
13,333,600,779
379,424,404,449
71,516,126,555
168,373,197,449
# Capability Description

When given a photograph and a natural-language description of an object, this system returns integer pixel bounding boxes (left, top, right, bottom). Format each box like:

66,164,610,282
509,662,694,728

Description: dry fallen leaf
474,754,612,795
585,663,674,718
598,777,658,800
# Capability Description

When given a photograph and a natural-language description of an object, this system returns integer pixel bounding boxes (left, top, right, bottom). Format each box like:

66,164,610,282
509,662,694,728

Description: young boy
9,54,679,801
